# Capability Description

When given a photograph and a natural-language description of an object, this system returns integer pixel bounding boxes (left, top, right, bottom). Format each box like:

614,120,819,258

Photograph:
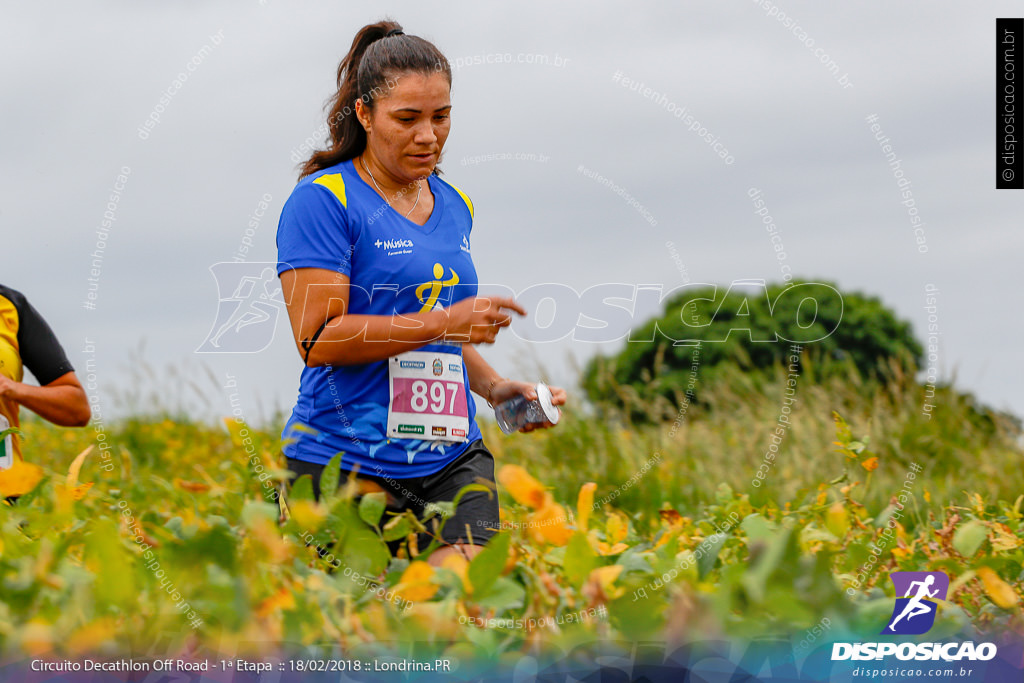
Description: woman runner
276,20,567,565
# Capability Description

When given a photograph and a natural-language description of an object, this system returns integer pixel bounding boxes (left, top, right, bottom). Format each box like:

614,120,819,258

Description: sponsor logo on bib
398,424,425,435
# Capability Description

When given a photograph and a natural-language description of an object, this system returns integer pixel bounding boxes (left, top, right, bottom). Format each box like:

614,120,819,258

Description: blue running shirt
276,158,483,478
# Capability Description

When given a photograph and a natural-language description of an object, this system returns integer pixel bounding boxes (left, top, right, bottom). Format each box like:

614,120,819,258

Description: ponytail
298,20,452,179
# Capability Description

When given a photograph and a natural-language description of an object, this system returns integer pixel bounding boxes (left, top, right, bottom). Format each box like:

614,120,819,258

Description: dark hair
298,20,453,179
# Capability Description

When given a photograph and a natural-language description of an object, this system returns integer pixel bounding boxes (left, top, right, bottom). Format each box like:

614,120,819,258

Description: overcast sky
3,1,1021,427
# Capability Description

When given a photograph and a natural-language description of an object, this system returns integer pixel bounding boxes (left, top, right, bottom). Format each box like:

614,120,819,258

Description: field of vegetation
1,351,1022,676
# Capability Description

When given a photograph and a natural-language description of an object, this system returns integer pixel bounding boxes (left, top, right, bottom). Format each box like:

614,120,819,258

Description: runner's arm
463,344,504,402
0,371,90,427
4,289,91,427
280,268,447,367
463,345,568,432
280,268,522,366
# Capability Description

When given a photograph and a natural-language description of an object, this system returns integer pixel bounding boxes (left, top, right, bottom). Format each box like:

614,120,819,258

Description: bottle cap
535,382,560,425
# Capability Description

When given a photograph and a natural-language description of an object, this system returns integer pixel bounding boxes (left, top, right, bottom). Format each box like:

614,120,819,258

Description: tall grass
497,350,1023,527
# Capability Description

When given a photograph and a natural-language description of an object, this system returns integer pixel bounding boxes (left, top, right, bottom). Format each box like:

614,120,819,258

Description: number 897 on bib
387,351,470,442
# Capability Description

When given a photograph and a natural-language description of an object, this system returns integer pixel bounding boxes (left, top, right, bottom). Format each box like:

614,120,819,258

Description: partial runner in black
0,284,91,502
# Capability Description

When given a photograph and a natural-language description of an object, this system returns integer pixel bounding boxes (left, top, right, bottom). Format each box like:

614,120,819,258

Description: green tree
582,280,924,419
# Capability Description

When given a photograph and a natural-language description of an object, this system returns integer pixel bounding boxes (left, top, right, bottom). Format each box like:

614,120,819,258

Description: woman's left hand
489,380,567,433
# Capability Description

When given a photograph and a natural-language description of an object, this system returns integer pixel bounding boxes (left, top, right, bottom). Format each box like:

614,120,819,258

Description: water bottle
494,382,560,434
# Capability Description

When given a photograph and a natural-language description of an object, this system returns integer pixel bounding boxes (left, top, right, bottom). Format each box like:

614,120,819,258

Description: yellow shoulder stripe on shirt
449,184,474,219
313,173,347,208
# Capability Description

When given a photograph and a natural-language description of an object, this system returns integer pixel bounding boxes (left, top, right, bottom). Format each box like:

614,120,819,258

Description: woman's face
358,70,452,183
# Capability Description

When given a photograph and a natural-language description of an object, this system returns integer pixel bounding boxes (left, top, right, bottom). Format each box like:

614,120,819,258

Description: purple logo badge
882,571,949,635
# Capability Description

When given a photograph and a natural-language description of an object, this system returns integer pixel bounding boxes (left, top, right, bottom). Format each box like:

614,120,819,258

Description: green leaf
874,504,898,528
616,548,654,576
474,576,525,611
171,523,238,571
953,519,988,558
741,513,776,543
696,531,728,579
607,591,664,640
241,501,279,528
84,519,136,608
825,502,850,538
542,546,567,567
382,514,413,541
347,525,391,576
424,501,455,520
740,525,793,602
319,452,344,504
358,492,387,528
330,501,390,576
563,532,597,588
385,557,410,584
289,474,314,502
468,532,511,597
801,526,839,546
1009,494,1023,521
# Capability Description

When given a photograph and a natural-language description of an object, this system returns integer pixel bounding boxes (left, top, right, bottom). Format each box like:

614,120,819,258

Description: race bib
386,350,470,442
0,414,13,471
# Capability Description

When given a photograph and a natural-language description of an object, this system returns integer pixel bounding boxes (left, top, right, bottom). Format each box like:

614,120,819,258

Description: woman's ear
354,99,371,133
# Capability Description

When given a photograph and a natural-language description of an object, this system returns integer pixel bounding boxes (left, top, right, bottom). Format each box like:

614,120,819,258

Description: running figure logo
197,263,285,353
416,262,459,313
882,571,949,635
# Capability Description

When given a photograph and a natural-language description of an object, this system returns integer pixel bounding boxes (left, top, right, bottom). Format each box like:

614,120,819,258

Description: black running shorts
284,438,499,553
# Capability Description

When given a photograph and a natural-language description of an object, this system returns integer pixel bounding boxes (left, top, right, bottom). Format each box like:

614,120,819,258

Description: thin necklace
361,156,422,218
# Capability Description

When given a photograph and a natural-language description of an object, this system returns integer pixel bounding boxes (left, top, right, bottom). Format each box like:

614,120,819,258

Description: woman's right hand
439,296,526,344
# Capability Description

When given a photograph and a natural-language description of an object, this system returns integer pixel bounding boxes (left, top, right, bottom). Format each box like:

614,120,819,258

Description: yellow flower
56,445,95,508
173,478,211,493
529,502,574,546
653,531,676,550
591,565,623,593
606,511,629,544
19,619,53,656
860,457,879,472
815,485,829,506
584,564,625,602
55,482,93,510
0,458,44,498
977,567,1020,609
255,586,296,618
588,529,629,556
66,445,92,487
288,500,327,532
497,464,548,510
577,482,596,533
66,618,117,656
396,561,439,602
991,523,1022,552
441,553,471,593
